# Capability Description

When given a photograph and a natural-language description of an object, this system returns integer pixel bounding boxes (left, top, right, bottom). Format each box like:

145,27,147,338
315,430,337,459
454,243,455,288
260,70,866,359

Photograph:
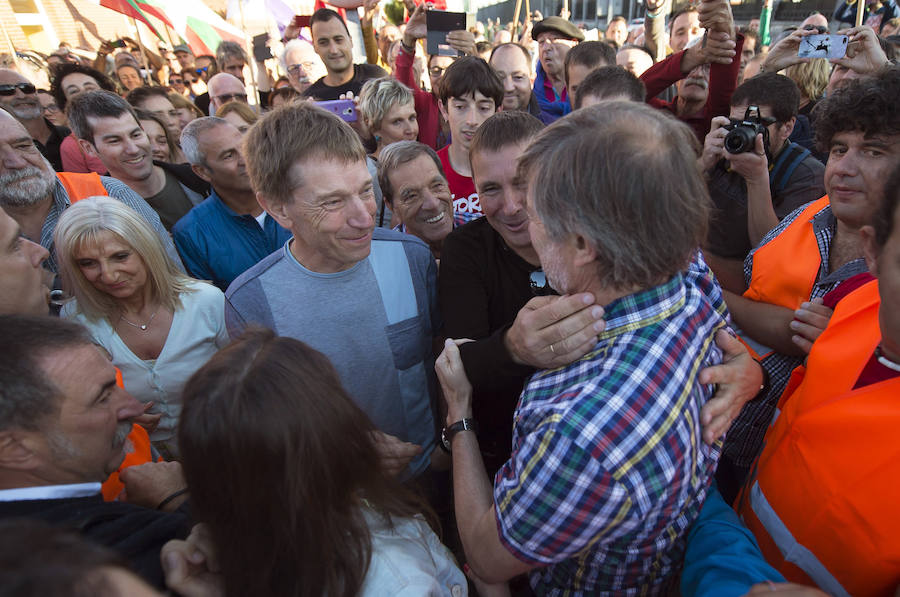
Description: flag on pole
94,0,170,39
154,0,248,55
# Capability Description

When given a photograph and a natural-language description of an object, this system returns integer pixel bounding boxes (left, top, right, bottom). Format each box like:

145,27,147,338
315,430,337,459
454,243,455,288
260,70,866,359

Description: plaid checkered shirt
724,201,868,468
493,263,727,596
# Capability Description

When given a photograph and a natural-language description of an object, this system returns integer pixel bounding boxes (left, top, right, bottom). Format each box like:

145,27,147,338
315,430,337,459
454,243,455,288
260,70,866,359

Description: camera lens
724,127,756,154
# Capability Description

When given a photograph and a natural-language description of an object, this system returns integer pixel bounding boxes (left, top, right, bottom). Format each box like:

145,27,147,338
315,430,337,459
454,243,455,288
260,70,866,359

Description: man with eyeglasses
0,69,70,171
206,73,248,117
281,39,326,95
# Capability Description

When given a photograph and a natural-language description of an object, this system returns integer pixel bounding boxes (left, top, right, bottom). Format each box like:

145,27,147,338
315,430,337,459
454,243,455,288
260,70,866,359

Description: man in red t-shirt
435,57,503,218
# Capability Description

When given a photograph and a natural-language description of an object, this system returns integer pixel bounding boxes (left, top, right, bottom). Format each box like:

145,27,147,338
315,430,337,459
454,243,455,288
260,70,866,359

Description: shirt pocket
385,315,428,371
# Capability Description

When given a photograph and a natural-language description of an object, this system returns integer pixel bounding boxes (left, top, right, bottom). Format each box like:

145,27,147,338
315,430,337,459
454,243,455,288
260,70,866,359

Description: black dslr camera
723,105,771,155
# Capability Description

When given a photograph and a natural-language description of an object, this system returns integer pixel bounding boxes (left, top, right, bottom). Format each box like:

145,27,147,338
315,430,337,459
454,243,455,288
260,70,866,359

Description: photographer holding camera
701,72,825,291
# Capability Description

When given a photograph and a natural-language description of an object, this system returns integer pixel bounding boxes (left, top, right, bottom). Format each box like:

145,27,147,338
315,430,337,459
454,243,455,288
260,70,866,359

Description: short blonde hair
54,197,196,322
243,102,365,206
357,77,414,139
785,59,830,103
215,100,258,126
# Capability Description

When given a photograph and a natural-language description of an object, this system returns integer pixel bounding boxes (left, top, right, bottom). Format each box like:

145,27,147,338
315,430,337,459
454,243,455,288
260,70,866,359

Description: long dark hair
178,328,431,597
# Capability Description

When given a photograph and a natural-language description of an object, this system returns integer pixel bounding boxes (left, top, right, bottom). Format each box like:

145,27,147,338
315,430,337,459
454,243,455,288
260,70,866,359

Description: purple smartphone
316,99,357,122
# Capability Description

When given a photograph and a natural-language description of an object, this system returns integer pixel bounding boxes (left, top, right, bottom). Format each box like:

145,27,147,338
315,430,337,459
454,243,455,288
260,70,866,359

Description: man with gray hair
377,140,455,259
0,108,179,273
0,69,69,171
437,102,730,594
281,39,326,95
172,117,290,290
226,102,440,482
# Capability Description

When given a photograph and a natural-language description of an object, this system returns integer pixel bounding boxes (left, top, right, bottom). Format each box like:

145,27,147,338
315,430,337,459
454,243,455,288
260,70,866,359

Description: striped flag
95,0,170,38
154,0,248,55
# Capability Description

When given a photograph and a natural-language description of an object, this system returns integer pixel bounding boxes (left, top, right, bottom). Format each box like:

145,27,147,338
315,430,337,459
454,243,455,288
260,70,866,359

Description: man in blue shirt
173,117,291,290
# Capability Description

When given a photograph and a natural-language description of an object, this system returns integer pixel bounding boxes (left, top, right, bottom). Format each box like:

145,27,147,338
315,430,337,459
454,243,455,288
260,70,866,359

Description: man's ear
78,138,99,159
861,224,879,278
257,192,293,230
0,430,43,473
438,99,449,121
571,233,597,268
191,162,213,184
780,116,796,140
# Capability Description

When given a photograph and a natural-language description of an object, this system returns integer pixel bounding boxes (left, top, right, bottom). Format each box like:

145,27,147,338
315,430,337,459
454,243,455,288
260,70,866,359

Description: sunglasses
0,83,37,96
529,270,554,297
195,66,210,74
213,93,247,103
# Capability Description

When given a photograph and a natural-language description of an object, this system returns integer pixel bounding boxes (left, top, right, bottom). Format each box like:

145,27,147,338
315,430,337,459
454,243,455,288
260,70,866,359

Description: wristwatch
441,418,478,452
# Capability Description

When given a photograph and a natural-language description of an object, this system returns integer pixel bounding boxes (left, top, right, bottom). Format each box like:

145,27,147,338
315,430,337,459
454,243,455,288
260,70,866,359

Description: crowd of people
0,0,898,594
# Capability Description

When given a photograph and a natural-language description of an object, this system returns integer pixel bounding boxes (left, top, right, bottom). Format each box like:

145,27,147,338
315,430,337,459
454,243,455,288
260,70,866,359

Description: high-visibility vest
739,196,830,359
737,280,900,597
56,171,108,202
100,368,160,501
743,196,830,309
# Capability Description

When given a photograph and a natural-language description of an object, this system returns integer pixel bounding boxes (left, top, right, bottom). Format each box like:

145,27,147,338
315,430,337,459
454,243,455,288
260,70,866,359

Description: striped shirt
494,269,727,596
725,201,868,468
40,175,180,273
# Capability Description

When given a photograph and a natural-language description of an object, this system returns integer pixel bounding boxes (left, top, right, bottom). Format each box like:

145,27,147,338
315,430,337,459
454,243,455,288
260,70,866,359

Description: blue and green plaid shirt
494,262,727,596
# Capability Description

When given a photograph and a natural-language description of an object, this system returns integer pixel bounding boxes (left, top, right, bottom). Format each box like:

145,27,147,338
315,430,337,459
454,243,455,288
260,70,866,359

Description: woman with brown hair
174,328,466,597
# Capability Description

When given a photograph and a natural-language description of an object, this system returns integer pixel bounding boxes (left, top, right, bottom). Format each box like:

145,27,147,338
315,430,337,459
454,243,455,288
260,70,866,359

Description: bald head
0,69,41,122
207,73,247,116
800,13,829,31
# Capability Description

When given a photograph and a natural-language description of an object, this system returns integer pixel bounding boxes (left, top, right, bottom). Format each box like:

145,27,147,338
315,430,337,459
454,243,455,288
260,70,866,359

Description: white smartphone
798,34,849,60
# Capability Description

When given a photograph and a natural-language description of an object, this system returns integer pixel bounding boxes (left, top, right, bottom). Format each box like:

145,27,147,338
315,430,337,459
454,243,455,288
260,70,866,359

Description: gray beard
0,162,57,207
3,102,42,120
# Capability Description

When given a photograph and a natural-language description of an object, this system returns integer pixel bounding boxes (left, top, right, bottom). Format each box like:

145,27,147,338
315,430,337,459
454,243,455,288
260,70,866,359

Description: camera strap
769,142,812,197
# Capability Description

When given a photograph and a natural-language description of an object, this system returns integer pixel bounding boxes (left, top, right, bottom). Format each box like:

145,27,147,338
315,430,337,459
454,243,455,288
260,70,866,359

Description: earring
374,134,382,143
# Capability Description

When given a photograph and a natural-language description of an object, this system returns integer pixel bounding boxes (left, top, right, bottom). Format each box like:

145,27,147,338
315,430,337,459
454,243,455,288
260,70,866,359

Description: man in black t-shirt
302,8,387,100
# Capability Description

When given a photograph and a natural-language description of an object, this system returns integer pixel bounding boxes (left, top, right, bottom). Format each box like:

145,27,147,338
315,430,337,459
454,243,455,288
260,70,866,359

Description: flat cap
173,44,192,54
532,16,585,42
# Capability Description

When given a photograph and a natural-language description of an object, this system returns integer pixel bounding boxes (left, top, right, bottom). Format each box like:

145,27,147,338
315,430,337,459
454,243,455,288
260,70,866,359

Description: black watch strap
441,418,478,451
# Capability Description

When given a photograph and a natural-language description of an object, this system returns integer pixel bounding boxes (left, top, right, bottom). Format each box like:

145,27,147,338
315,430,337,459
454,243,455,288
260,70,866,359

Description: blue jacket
172,190,292,291
533,61,572,123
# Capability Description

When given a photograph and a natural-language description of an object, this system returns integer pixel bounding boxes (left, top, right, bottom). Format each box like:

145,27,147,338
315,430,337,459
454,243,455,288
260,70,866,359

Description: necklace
118,306,161,332
875,346,900,373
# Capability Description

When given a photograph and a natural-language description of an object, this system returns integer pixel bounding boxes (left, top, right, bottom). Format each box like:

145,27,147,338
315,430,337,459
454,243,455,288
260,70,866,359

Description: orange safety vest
100,368,160,501
742,196,830,310
738,196,830,359
737,280,900,597
56,171,108,203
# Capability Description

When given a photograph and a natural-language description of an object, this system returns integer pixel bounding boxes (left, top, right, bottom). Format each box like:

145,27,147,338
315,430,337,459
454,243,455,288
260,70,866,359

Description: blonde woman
215,100,258,135
56,197,228,459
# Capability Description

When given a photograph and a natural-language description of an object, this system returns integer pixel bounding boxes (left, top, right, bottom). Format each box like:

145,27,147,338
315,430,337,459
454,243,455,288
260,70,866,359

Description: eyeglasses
529,270,553,296
213,93,248,103
287,62,317,77
428,66,447,77
170,78,184,84
42,104,61,113
0,83,36,96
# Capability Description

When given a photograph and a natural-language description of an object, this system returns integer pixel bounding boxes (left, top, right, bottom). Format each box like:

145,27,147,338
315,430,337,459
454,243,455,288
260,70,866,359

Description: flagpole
856,0,865,26
131,16,156,85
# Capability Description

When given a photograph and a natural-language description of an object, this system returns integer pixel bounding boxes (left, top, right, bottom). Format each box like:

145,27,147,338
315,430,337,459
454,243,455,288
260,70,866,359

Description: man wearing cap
531,16,584,122
173,44,195,74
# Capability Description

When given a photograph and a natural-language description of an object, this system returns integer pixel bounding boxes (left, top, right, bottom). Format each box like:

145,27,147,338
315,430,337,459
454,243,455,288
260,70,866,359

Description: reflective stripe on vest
749,481,851,597
739,281,900,596
56,171,108,203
